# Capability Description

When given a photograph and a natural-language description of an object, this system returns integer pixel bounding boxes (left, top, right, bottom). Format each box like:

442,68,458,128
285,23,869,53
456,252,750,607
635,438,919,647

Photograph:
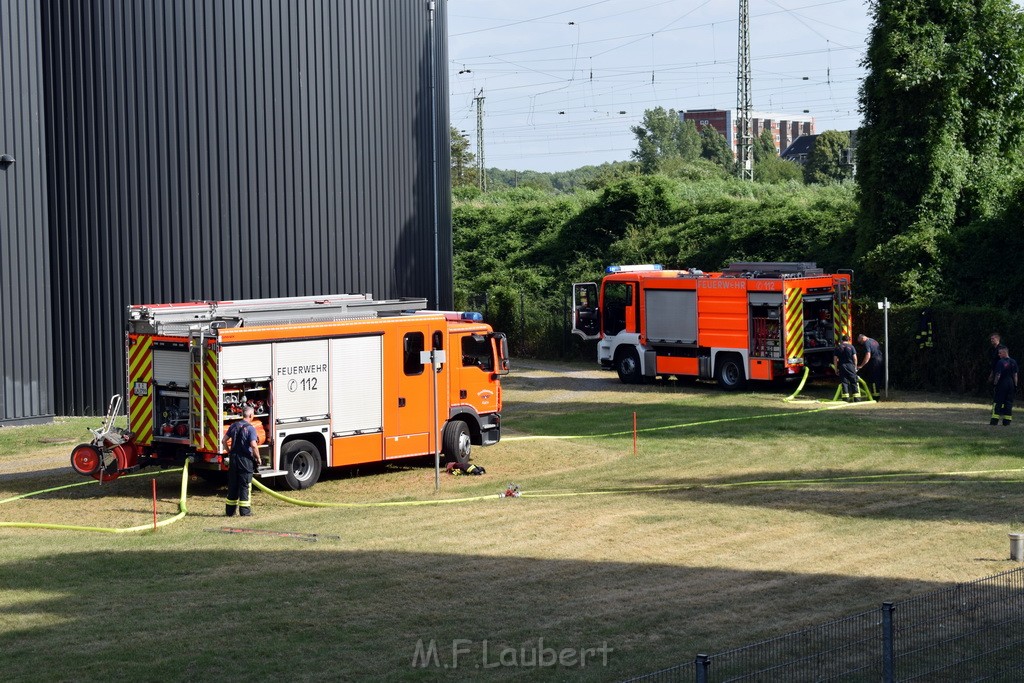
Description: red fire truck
70,294,509,489
572,262,852,388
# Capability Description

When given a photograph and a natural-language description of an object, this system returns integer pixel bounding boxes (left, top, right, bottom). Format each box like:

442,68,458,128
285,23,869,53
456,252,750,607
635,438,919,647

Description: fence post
520,291,526,355
882,602,895,683
562,295,569,358
695,654,710,683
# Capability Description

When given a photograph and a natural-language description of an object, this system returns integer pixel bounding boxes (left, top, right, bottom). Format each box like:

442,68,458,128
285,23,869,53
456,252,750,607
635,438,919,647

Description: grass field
1,360,1022,681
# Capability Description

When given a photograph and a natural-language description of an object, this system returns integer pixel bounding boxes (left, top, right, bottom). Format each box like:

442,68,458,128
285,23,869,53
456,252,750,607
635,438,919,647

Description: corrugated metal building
1,0,54,425
1,0,452,422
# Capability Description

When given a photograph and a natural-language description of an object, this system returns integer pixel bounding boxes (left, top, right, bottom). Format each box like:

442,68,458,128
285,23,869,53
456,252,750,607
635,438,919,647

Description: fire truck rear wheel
442,421,472,466
281,439,323,491
615,349,642,384
715,355,746,391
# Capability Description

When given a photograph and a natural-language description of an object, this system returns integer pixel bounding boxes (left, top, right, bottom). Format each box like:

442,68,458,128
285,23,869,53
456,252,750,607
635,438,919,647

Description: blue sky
448,0,872,172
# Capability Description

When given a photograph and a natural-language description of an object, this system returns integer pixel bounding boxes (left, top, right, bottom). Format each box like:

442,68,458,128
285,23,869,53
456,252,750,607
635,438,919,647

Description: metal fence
625,567,1024,682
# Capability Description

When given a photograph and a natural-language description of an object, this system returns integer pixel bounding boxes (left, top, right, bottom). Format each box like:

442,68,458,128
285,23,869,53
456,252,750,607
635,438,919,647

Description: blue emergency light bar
441,311,484,322
605,264,664,274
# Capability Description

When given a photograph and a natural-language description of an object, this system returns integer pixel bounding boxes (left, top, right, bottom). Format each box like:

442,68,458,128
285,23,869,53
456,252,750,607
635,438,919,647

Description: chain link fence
624,567,1024,682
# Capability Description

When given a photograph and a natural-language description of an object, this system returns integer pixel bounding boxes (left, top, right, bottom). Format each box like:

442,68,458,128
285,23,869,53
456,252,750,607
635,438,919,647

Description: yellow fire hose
5,401,1023,526
783,366,812,402
0,461,189,533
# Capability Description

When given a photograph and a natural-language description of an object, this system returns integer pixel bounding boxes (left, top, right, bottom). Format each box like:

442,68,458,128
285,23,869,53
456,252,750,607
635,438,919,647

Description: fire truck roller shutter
274,341,330,421
329,336,384,438
644,289,697,344
153,349,191,385
220,345,272,380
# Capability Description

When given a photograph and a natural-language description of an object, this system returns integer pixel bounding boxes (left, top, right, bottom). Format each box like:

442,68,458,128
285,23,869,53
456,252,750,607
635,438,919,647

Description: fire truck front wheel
442,420,472,466
615,349,643,384
280,439,323,491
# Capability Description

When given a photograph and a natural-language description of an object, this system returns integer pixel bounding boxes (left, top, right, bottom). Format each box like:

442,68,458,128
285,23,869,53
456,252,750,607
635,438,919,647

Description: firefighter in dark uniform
833,334,860,402
223,405,261,516
991,345,1018,426
987,332,1002,385
857,333,883,397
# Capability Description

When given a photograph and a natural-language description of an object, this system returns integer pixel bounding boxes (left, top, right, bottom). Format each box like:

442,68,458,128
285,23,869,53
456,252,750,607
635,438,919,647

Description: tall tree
753,128,777,162
450,126,476,188
804,130,851,185
631,108,701,173
857,0,1024,301
699,125,734,172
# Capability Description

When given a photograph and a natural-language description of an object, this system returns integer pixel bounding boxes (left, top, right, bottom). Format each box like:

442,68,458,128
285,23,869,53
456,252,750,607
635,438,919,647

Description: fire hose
0,461,189,533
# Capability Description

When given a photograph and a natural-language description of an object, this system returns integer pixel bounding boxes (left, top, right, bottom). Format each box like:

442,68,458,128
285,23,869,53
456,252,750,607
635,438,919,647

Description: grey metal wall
40,0,452,415
0,0,53,425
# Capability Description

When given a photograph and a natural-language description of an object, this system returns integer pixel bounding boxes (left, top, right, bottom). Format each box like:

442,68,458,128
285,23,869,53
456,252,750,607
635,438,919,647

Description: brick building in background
681,109,815,157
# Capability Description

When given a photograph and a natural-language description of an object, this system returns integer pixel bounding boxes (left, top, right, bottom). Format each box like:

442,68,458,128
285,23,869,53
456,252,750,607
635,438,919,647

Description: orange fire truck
572,262,852,388
70,294,509,489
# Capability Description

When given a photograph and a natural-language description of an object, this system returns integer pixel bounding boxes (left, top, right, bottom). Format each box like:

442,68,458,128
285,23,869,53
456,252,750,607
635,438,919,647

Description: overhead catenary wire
449,0,869,170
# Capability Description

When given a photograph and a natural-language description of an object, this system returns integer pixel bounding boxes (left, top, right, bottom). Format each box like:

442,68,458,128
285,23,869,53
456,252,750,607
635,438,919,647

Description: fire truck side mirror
495,334,510,376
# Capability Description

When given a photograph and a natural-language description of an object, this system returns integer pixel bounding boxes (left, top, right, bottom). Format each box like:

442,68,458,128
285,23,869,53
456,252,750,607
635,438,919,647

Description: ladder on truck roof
721,262,823,278
127,294,430,336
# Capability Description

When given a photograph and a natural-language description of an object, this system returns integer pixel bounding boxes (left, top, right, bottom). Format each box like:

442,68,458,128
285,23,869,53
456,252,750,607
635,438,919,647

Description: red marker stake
152,479,158,531
633,411,637,456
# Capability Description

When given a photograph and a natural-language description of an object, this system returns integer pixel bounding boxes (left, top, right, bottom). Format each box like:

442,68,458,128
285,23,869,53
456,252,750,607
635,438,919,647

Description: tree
699,125,734,172
753,128,777,163
857,0,1024,302
804,130,850,185
450,127,475,188
756,156,803,184
631,108,701,173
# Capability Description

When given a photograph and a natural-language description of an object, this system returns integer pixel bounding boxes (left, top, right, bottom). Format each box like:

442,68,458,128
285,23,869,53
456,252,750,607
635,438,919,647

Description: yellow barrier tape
503,400,855,442
0,462,189,533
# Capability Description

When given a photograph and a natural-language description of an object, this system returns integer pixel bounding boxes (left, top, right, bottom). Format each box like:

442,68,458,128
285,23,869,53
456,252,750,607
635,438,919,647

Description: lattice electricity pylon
736,0,753,181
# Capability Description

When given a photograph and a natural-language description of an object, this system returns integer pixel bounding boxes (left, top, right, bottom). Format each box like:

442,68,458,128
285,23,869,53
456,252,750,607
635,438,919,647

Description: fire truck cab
572,263,851,389
71,294,509,489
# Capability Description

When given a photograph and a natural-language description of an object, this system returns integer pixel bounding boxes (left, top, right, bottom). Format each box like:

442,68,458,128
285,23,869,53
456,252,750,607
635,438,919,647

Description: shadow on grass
624,468,1024,525
0,547,1006,682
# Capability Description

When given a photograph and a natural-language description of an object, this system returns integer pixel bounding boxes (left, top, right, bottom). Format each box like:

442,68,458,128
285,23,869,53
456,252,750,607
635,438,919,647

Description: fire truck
572,262,852,389
70,294,509,489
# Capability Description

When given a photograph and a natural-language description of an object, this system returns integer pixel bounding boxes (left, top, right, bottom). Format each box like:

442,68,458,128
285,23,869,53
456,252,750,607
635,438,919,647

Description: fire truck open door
571,282,600,340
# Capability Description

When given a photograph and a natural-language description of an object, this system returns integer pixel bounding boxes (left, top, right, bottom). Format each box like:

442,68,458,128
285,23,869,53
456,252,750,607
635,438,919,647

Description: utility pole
736,0,753,181
474,89,486,192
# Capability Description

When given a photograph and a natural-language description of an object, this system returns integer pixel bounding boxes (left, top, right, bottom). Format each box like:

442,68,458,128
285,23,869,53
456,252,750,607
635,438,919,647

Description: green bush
856,303,1021,395
454,175,861,361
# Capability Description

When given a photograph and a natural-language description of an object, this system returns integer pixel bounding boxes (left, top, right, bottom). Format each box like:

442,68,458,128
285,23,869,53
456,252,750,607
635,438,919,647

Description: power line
449,0,869,170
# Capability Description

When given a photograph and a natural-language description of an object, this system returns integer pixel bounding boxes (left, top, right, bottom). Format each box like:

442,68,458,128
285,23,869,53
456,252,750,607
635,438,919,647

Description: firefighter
833,334,860,402
856,333,883,397
222,405,261,516
990,345,1019,426
987,332,1002,385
